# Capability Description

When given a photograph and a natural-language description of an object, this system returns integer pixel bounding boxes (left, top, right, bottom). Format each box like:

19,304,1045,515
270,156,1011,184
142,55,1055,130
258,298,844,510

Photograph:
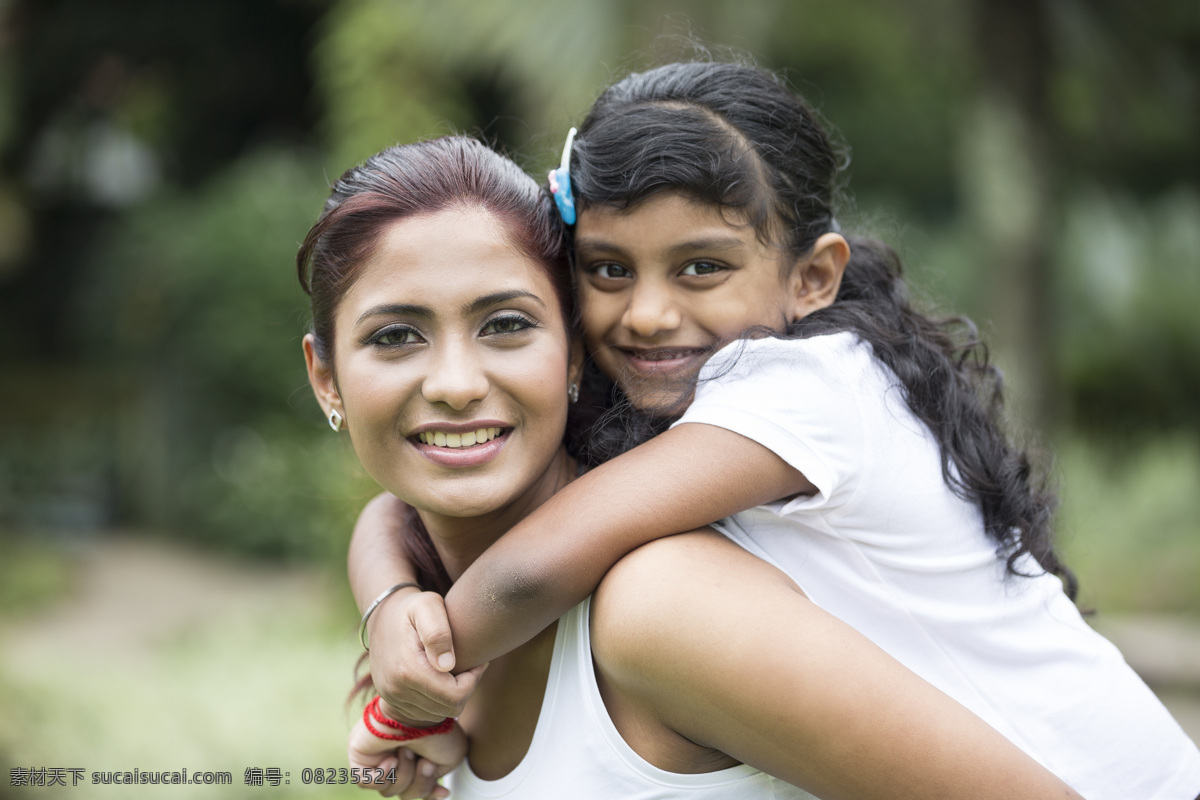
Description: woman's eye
481,314,536,336
593,263,632,280
680,261,725,277
370,326,423,347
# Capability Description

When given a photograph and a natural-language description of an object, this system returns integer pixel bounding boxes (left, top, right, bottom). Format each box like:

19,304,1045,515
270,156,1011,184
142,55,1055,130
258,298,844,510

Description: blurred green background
1,0,1198,796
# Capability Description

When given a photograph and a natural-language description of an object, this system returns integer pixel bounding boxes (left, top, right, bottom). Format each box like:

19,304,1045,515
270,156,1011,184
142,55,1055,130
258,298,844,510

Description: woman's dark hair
570,61,1074,598
298,135,573,366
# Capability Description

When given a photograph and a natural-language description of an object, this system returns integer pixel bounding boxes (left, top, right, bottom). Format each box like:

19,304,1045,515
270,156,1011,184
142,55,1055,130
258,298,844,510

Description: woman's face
573,192,800,414
307,206,579,520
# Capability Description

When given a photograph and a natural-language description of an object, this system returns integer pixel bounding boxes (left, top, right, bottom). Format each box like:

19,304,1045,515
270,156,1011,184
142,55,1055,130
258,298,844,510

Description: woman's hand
348,716,467,799
367,589,487,722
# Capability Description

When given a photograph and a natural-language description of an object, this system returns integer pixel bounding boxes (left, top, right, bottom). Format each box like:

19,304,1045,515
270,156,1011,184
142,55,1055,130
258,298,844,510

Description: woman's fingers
411,594,456,673
397,757,444,799
371,592,478,720
382,750,417,798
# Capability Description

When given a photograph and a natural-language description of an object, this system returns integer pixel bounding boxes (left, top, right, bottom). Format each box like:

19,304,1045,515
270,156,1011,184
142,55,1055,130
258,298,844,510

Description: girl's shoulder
699,331,883,395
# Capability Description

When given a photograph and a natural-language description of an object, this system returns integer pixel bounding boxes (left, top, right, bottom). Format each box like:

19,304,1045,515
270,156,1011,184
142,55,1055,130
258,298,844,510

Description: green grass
1056,434,1200,619
0,540,372,799
0,536,74,616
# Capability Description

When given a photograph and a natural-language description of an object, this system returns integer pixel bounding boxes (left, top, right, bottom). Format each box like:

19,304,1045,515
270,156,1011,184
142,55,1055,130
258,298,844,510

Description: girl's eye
592,263,632,280
481,314,536,336
369,326,423,347
680,260,725,277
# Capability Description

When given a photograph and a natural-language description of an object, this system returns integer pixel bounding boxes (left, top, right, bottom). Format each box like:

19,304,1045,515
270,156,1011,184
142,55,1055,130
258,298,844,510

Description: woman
300,136,1080,799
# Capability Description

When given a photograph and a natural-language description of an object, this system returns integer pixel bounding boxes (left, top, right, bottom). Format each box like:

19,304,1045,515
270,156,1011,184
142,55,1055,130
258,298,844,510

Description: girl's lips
621,347,709,375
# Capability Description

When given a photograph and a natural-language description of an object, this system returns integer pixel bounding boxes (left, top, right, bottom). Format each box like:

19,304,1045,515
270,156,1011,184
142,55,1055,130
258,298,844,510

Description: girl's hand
348,717,467,799
368,589,486,722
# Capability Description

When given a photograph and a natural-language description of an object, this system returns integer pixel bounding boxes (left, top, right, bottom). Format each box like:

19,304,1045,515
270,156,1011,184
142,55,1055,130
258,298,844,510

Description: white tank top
448,599,816,799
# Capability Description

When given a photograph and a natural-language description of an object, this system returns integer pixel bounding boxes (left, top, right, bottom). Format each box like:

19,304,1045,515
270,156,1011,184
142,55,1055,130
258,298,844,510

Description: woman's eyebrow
464,290,547,315
356,303,432,325
356,291,547,326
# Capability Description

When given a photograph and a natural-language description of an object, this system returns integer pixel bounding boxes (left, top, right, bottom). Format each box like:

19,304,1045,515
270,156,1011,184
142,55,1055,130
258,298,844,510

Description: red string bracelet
363,696,455,742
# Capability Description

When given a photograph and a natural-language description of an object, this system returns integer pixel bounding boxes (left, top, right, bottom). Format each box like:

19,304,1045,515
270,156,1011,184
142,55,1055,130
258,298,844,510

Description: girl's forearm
444,423,810,670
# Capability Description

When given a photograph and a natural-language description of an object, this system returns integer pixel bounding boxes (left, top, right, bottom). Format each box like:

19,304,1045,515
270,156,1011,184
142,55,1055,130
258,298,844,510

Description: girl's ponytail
793,236,1074,597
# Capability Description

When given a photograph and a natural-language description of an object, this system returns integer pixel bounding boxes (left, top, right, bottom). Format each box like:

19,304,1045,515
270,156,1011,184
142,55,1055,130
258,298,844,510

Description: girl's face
574,192,844,414
306,206,580,520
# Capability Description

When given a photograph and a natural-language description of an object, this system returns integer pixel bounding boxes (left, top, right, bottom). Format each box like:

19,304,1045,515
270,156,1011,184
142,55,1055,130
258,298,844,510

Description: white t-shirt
674,332,1200,800
448,599,816,799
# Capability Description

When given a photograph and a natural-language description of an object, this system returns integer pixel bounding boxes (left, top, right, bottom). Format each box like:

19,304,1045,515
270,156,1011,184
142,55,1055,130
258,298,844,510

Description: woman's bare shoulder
590,529,801,676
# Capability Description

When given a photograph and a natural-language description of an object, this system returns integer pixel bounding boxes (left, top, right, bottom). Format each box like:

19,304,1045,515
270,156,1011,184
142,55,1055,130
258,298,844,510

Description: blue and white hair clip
548,127,577,225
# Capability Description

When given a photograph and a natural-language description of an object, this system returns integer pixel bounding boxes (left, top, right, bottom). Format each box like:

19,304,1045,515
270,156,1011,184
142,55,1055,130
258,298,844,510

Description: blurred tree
960,0,1059,433
314,0,620,175
0,0,329,544
2,0,1197,560
0,0,323,360
76,147,371,558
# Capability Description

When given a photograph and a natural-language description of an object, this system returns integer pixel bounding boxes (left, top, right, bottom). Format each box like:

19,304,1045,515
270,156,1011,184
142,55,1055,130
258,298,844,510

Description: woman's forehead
344,209,559,312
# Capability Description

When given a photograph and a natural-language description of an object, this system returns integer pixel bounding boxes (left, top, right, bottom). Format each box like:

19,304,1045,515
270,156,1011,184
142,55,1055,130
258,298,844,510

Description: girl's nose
421,340,490,410
622,282,682,339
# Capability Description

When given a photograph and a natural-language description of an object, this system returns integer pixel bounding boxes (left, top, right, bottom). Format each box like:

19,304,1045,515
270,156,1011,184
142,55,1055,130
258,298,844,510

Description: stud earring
328,408,344,432
568,383,579,404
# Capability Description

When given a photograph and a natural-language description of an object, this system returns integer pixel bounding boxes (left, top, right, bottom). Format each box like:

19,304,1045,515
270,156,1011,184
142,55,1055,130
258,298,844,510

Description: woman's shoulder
590,530,800,674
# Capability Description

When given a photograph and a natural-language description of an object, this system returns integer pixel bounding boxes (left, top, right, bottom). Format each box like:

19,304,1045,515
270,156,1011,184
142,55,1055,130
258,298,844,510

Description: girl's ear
788,232,849,321
303,334,343,422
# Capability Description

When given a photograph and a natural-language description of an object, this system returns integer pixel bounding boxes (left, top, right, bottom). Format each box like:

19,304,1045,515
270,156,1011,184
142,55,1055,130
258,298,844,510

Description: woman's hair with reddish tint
303,139,573,700
297,136,572,366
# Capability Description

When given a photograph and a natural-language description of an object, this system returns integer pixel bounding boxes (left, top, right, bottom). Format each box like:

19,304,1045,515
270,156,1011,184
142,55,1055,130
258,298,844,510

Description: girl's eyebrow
575,235,746,257
356,291,546,326
665,236,745,256
573,236,625,255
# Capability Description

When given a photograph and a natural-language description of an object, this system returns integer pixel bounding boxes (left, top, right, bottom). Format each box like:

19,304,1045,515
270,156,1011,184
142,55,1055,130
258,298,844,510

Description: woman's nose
421,340,490,410
622,282,682,339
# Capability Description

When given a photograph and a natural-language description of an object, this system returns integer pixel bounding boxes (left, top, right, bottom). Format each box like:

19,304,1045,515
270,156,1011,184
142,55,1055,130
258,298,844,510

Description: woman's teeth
417,427,502,448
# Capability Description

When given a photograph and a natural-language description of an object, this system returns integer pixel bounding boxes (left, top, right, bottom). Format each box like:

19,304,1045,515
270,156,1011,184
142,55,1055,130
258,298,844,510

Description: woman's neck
416,447,578,582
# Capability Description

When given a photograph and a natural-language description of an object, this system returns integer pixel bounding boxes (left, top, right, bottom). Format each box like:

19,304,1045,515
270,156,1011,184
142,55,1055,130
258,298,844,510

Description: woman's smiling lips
410,421,511,467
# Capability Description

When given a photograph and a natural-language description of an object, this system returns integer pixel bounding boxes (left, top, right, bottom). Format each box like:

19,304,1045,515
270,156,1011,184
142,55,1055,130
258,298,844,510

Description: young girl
349,64,1200,799
300,136,1082,800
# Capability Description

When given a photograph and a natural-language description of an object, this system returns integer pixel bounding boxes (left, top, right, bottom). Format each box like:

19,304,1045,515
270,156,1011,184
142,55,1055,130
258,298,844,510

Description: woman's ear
567,338,585,396
303,334,343,424
788,232,849,321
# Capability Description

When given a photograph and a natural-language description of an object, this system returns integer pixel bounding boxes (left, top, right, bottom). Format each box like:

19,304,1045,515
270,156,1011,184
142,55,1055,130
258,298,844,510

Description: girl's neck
416,447,578,581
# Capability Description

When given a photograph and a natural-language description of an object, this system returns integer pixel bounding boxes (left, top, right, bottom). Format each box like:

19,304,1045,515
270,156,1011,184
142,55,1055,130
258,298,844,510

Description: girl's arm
589,530,1080,800
443,422,810,668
